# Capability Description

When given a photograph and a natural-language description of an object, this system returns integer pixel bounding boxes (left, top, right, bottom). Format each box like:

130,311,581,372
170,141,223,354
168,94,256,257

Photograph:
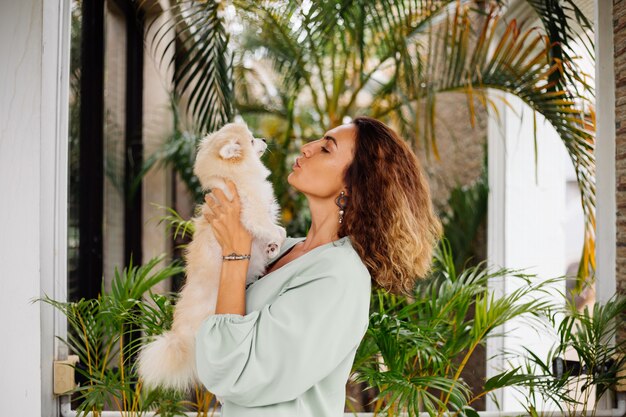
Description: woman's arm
195,249,372,407
214,259,248,316
204,179,253,316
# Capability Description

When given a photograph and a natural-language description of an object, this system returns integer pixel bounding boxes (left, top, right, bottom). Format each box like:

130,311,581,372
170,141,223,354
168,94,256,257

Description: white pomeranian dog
137,122,286,392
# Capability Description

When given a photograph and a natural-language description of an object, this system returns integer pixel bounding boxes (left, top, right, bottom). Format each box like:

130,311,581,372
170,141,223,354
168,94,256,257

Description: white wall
0,0,70,415
595,0,616,306
487,93,573,411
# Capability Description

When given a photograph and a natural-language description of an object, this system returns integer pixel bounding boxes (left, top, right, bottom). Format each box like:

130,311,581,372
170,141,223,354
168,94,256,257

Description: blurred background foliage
137,0,594,282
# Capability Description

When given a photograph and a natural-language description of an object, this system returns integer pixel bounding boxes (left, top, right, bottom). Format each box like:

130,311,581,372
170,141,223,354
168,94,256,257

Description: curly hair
338,116,443,297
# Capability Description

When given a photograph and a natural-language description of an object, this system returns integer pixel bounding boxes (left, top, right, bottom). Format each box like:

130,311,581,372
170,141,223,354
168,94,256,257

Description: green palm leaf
142,2,595,277
371,2,595,286
140,0,234,133
229,3,594,285
354,239,562,415
525,0,594,95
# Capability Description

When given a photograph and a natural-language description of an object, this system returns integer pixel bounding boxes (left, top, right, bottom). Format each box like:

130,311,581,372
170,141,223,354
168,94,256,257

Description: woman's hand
203,179,253,256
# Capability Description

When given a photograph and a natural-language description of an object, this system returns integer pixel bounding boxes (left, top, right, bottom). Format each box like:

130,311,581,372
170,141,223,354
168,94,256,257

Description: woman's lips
292,158,302,169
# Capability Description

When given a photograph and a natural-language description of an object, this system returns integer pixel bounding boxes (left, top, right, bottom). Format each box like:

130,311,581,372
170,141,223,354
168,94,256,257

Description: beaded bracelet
222,252,251,261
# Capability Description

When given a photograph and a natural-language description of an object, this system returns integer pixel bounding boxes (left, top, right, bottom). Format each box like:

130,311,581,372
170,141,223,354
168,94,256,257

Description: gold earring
335,191,348,224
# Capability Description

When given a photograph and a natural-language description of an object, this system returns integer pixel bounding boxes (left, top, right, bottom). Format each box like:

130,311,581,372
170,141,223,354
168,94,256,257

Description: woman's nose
300,141,312,157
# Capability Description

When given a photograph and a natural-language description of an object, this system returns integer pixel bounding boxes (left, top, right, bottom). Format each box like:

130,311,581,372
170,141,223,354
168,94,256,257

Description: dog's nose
261,138,267,143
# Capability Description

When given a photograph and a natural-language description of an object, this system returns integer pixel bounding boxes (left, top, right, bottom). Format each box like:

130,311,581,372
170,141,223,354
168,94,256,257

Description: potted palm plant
39,255,197,416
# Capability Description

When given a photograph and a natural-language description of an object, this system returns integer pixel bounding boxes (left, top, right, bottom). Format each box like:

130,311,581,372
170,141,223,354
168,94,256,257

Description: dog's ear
219,139,242,160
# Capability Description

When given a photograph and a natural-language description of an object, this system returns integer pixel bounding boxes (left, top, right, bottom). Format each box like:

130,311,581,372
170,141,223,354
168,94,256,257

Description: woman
196,116,442,416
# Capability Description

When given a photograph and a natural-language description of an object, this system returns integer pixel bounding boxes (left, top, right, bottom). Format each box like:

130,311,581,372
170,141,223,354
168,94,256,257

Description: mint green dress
195,235,372,417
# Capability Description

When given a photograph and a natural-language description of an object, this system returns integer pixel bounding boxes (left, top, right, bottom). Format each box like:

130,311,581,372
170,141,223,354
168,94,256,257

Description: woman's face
287,123,356,199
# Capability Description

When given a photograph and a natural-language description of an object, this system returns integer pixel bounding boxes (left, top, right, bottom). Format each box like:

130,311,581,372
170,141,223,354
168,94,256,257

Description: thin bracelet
222,252,251,261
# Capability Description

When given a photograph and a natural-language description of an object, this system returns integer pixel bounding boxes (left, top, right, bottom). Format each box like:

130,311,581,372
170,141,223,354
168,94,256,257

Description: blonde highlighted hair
339,116,443,296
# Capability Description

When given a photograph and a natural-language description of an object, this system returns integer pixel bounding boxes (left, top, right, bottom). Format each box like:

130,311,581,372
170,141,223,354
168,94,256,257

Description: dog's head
194,122,270,188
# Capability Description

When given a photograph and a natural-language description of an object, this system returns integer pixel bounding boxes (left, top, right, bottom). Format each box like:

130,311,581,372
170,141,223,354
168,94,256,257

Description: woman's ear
219,139,242,160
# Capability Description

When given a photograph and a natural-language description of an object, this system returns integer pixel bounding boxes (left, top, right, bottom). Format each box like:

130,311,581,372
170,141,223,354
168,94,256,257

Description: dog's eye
250,139,254,145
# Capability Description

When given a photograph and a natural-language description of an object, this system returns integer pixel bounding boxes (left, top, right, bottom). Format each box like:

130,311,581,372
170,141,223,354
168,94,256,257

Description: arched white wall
487,92,572,411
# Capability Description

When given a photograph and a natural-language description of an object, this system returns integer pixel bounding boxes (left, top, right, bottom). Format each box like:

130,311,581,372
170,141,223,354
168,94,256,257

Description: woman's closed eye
321,146,330,153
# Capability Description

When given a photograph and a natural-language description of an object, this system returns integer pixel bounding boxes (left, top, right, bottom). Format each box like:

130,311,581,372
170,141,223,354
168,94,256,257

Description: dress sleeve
194,253,371,408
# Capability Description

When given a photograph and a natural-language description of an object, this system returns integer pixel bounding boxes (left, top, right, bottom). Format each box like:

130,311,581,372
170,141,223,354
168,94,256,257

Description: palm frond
373,2,595,286
518,295,626,410
525,0,595,95
140,0,234,134
355,238,561,414
234,0,461,129
36,257,186,414
152,203,195,241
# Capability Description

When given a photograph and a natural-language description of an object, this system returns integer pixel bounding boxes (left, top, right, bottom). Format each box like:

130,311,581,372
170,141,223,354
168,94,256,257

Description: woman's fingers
205,180,240,230
204,195,216,213
202,199,214,221
211,187,228,206
202,179,251,254
212,181,240,210
226,179,240,206
205,193,217,207
203,193,223,221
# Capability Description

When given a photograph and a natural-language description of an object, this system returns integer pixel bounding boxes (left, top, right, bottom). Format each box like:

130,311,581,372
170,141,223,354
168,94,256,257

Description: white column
487,93,570,411
595,0,616,306
594,2,617,410
486,93,507,410
0,0,70,415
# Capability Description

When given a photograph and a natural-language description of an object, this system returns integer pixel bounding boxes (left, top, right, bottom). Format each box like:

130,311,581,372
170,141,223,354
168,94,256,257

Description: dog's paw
266,242,280,258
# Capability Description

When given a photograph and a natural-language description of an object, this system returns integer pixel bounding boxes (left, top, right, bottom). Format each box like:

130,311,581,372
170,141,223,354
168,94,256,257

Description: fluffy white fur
137,122,286,392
